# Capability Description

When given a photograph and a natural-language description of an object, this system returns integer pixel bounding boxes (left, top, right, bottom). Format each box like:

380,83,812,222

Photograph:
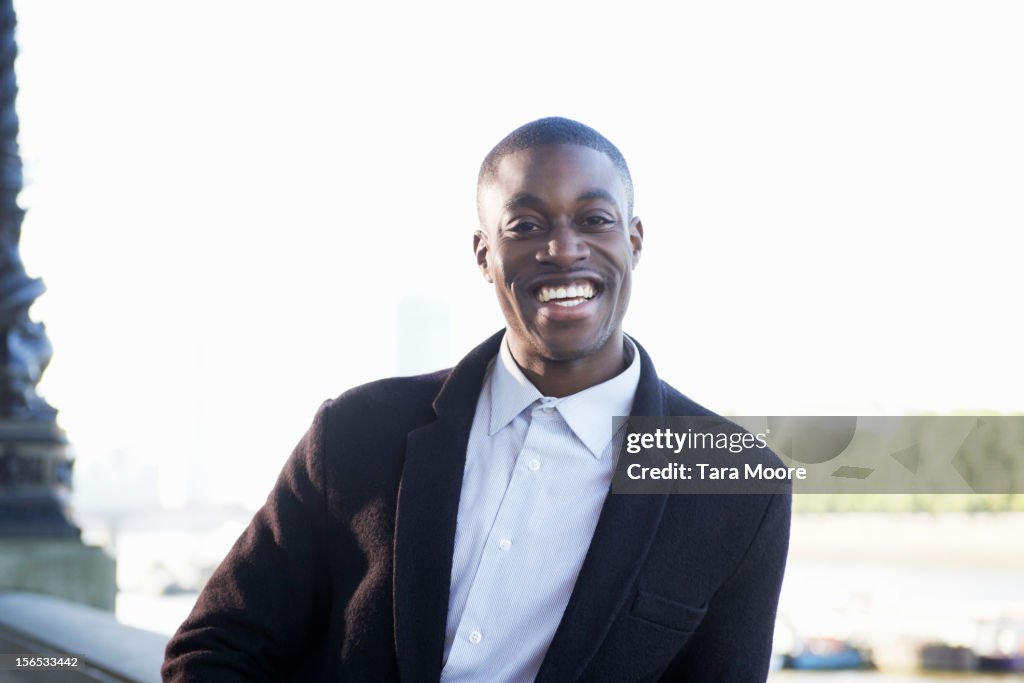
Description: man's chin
527,331,611,364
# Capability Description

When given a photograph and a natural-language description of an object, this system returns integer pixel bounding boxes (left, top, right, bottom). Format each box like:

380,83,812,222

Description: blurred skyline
9,1,1023,509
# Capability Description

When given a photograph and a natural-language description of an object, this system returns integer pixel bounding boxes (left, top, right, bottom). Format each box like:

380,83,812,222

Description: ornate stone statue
0,0,114,610
0,0,76,538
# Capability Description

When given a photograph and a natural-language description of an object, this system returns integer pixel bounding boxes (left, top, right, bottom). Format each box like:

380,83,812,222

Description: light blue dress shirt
440,334,641,683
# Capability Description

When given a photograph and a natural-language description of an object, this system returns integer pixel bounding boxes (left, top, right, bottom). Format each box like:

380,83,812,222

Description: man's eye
582,216,613,227
509,222,542,234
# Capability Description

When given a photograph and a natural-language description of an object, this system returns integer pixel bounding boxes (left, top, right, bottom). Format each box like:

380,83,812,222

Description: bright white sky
11,1,1023,508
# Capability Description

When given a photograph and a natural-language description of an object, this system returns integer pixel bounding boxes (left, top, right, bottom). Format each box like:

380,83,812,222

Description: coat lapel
393,331,504,683
535,339,671,683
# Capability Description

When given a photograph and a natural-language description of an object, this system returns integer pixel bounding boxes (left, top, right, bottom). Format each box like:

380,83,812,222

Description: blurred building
396,295,451,376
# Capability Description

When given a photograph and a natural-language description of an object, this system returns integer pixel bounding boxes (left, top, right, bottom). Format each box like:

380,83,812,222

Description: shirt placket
443,399,560,679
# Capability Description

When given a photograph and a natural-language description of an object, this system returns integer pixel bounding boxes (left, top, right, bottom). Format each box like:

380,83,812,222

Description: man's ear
473,230,493,283
628,217,644,268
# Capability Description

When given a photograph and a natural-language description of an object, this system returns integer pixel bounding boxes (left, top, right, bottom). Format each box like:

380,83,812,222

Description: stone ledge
0,592,166,683
0,539,115,610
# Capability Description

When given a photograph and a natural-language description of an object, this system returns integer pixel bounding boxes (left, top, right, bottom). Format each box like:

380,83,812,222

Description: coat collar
393,330,670,683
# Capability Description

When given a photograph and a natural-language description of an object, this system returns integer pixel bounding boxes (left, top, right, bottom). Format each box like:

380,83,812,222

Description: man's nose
538,223,589,268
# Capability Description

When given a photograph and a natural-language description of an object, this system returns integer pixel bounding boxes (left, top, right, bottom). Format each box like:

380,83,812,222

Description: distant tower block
396,296,451,376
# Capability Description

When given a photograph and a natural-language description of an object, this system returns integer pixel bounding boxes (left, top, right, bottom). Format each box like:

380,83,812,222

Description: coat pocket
630,590,708,633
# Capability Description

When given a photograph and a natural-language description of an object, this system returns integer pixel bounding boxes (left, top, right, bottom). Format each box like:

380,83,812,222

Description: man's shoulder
657,379,790,474
323,368,453,426
658,380,719,418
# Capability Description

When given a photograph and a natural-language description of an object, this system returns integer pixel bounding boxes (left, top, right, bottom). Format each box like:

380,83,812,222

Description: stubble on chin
522,324,618,365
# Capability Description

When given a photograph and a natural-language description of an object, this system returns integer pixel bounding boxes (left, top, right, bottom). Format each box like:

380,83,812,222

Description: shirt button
498,538,512,551
527,458,541,471
469,630,483,645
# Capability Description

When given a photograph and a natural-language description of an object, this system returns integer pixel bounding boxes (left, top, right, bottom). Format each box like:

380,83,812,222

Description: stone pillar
0,0,115,610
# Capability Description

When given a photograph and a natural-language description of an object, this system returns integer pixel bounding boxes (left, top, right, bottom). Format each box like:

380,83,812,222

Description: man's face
475,144,643,364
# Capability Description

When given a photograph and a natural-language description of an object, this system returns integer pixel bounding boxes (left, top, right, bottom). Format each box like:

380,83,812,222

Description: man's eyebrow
577,189,617,204
504,189,618,211
504,193,543,211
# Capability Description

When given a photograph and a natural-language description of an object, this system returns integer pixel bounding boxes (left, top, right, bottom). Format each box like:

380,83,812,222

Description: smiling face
475,143,643,374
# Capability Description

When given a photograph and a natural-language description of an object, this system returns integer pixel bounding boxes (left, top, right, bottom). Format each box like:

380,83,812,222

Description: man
163,117,791,682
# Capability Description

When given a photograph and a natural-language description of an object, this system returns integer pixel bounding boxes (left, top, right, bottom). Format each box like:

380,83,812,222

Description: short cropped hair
477,117,635,218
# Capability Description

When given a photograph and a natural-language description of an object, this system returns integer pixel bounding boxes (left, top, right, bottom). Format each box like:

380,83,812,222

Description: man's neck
508,334,631,398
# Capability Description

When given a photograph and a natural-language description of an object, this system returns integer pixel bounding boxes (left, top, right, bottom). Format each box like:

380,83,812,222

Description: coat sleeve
659,486,791,682
162,400,334,682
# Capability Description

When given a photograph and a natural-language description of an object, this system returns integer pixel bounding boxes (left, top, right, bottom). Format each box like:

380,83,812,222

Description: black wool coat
163,331,791,682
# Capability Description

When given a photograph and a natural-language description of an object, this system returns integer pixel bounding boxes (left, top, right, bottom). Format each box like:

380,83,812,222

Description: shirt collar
489,333,641,459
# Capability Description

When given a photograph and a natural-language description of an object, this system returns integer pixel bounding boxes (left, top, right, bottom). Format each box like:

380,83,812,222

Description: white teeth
537,281,597,303
554,299,584,307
